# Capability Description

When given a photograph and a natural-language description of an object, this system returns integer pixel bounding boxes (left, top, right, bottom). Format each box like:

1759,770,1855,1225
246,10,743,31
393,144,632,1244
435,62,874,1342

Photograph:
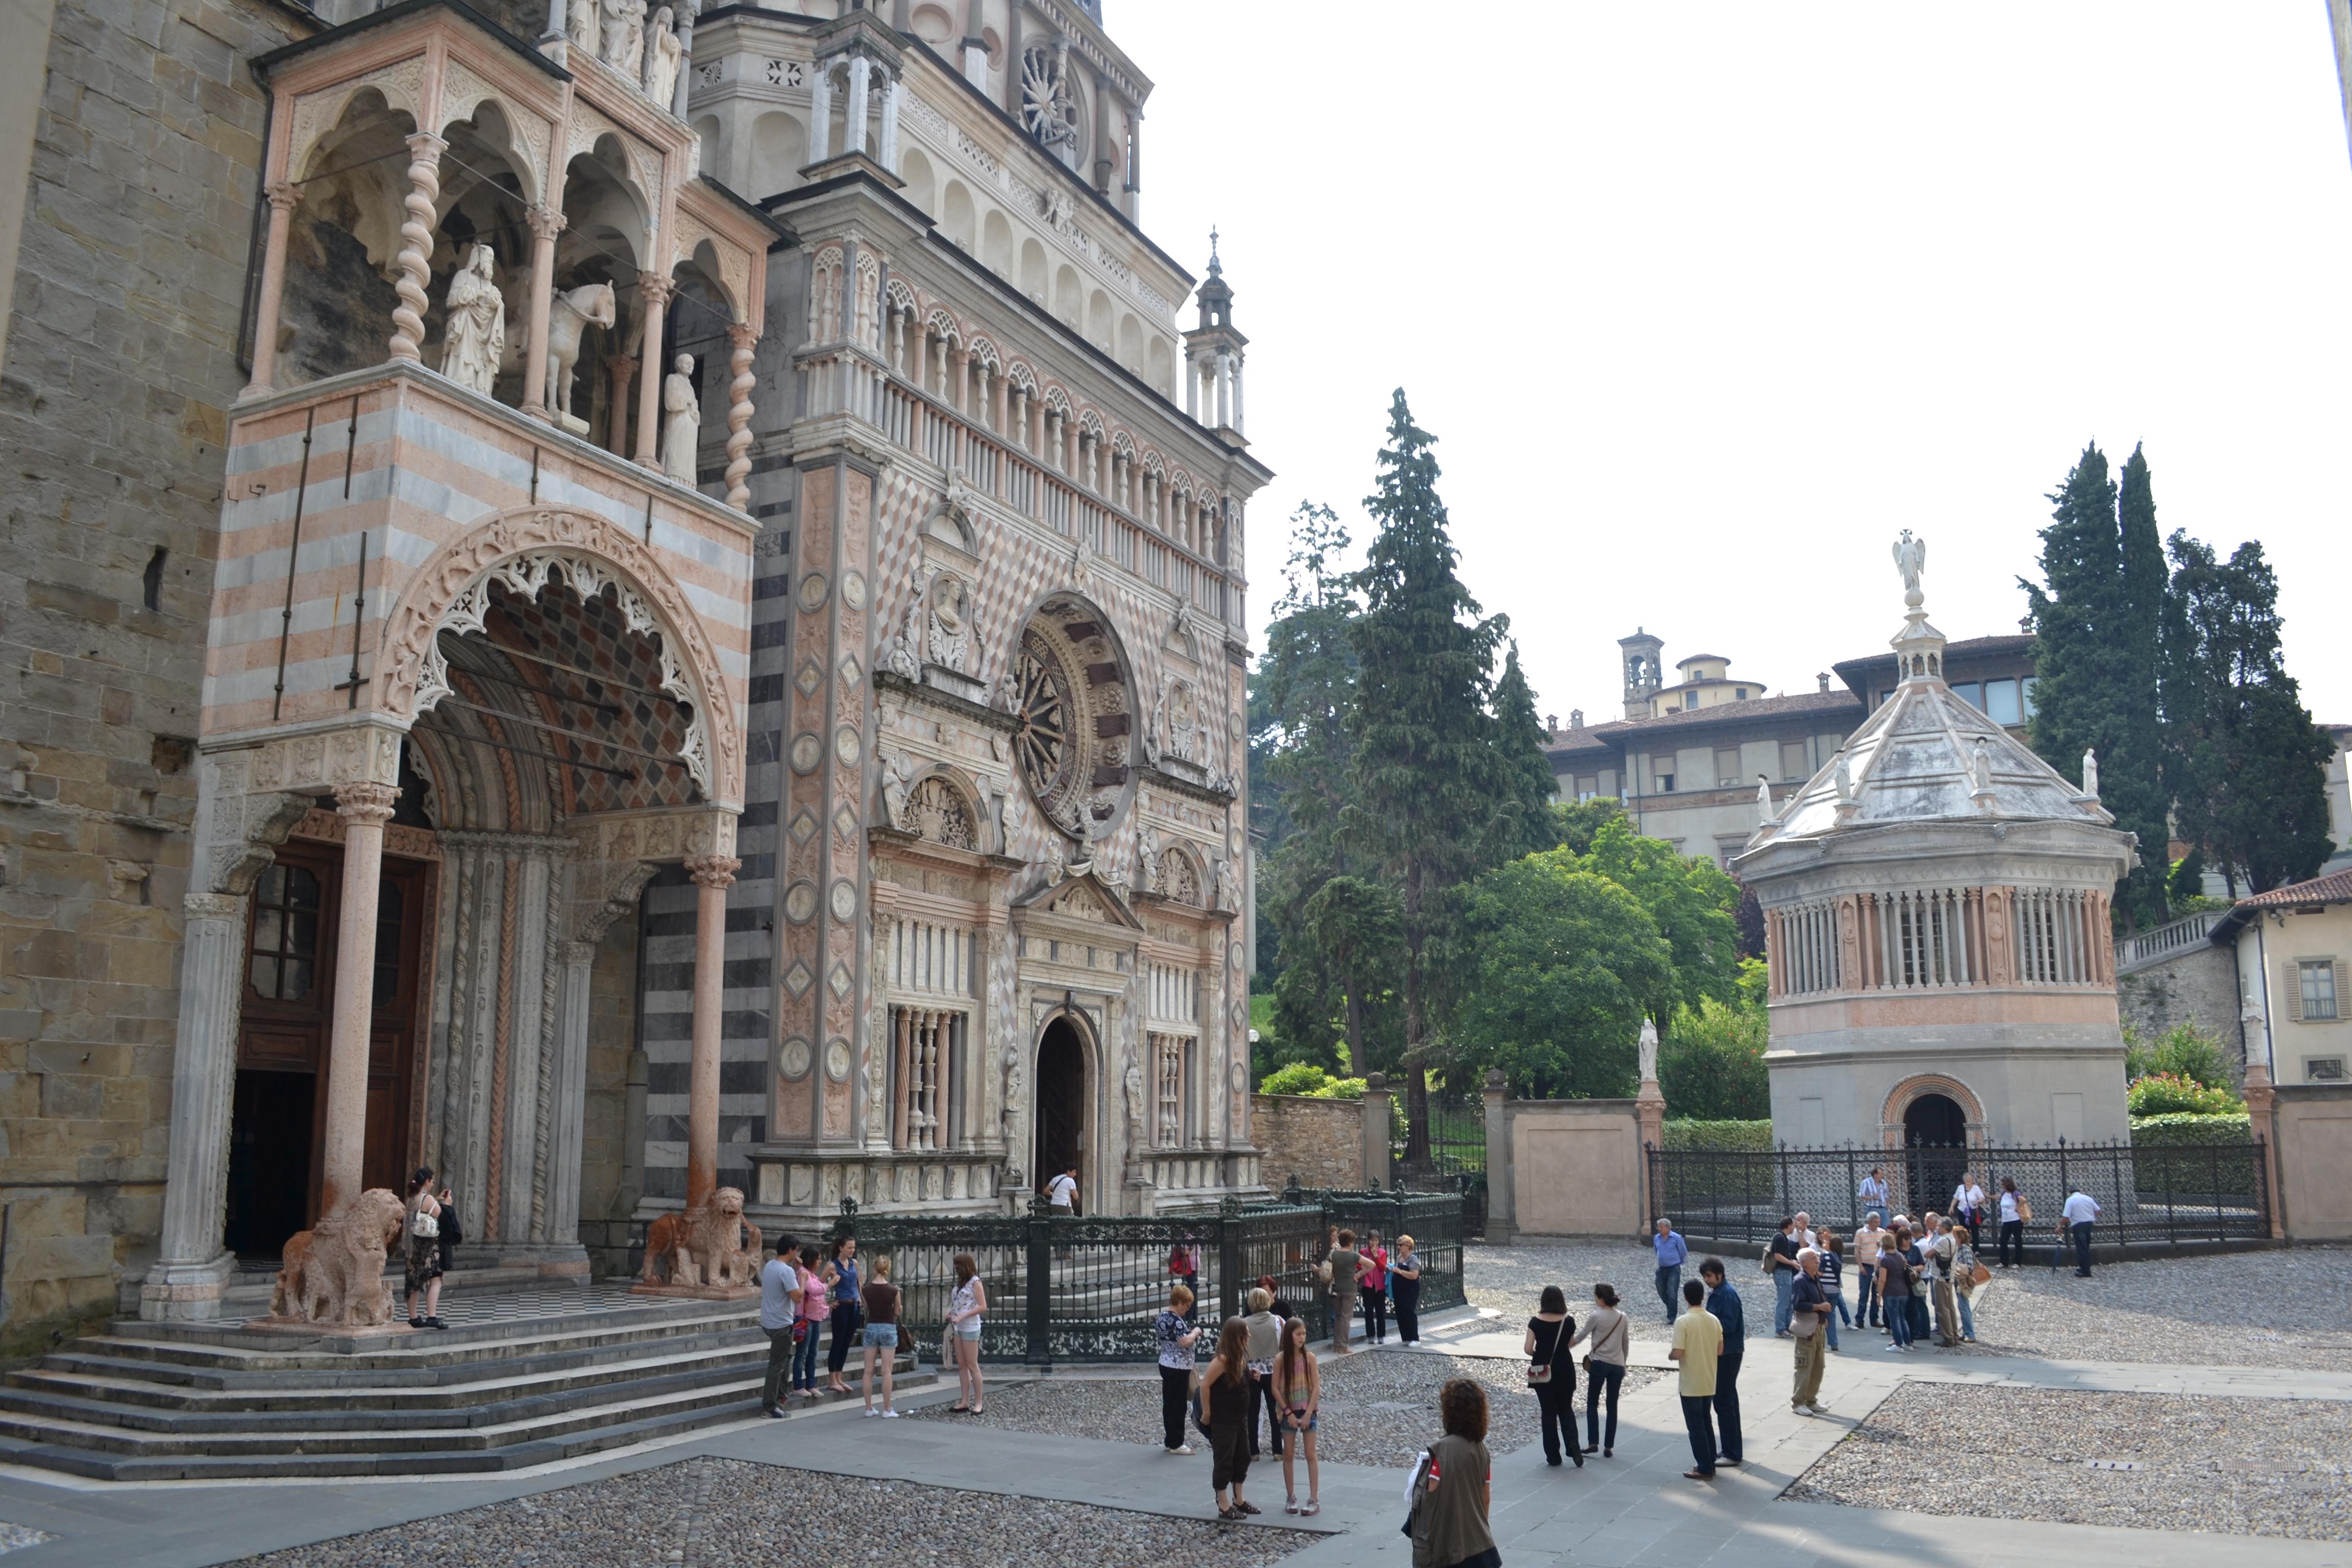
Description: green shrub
1259,1062,1334,1097
2126,1071,2242,1116
1308,1076,1367,1101
1659,995,1769,1120
2121,1022,2232,1089
2129,1111,2253,1146
1662,1118,1774,1153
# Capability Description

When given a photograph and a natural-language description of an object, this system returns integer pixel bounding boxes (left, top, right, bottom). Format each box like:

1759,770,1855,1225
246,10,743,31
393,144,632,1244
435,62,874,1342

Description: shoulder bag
409,1203,438,1240
1526,1318,1567,1386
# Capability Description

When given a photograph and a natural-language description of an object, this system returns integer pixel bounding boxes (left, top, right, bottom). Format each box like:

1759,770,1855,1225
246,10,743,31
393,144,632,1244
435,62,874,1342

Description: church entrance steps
0,1288,932,1482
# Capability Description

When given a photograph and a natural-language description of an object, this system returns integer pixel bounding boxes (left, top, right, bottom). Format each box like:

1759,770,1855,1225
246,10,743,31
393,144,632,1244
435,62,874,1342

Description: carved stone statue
1637,1017,1659,1084
979,776,1009,852
883,595,921,680
601,0,646,78
1754,774,1773,824
270,1188,406,1326
1124,1058,1146,1142
928,572,971,673
2080,747,2099,799
1893,528,1927,608
564,0,599,60
1043,841,1066,886
880,749,916,830
439,243,505,396
638,1186,758,1290
1136,828,1160,893
661,352,700,483
1971,739,1993,793
1212,857,1235,912
499,279,614,425
1834,750,1854,802
1163,676,1199,763
642,5,682,107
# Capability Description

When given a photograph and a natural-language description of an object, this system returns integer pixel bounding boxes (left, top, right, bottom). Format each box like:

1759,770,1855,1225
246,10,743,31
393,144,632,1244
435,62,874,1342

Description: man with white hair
1789,1248,1833,1414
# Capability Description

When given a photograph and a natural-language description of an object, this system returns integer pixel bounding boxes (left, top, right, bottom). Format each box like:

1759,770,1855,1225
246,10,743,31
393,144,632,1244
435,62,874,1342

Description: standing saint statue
439,244,505,397
660,352,700,483
564,0,599,60
1637,1017,1659,1084
642,7,682,107
1893,529,1928,609
601,0,646,77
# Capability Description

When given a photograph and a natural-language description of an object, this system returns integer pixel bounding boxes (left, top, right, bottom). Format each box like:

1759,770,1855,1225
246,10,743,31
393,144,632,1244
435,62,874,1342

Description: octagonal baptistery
1730,546,2135,1154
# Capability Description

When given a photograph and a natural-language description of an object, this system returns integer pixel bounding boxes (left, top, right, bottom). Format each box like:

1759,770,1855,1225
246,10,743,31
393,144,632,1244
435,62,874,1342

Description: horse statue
499,278,617,424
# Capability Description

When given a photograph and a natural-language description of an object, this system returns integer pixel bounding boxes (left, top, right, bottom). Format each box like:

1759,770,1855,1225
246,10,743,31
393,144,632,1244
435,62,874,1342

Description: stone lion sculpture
639,1186,760,1289
271,1188,407,1327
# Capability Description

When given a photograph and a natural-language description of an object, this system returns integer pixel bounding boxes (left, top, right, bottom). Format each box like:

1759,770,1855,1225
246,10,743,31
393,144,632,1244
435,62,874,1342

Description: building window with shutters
2296,959,2339,1021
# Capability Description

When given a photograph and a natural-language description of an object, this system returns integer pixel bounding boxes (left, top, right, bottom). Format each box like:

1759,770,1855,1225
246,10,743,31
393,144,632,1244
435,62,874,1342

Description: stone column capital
185,890,246,920
264,180,300,212
727,320,757,350
685,852,741,889
526,202,569,241
404,131,449,160
639,274,676,310
333,781,401,823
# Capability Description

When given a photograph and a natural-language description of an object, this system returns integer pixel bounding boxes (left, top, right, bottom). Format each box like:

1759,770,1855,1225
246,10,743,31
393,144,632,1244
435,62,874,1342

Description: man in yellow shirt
1668,1279,1723,1480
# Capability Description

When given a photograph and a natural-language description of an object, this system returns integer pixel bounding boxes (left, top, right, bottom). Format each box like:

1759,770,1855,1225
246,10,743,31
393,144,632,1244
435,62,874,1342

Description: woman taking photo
1523,1286,1581,1468
402,1167,450,1330
945,1252,987,1413
1272,1315,1320,1515
1569,1282,1628,1457
1201,1315,1257,1521
1409,1379,1499,1568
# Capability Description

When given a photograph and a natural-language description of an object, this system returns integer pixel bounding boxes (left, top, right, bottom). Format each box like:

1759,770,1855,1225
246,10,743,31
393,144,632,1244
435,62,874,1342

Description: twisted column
724,321,756,511
522,202,568,420
387,134,446,364
682,852,739,1208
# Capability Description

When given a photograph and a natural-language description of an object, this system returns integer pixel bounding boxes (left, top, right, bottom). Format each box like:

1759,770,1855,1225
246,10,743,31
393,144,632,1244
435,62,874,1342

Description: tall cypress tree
2111,445,2172,926
1347,391,1506,1159
2159,533,2335,893
1488,643,1563,864
2022,443,2166,927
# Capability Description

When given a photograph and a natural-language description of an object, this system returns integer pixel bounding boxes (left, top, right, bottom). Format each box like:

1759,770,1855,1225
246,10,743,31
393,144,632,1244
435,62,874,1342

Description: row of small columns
1185,346,1243,434
297,782,740,1229
809,51,904,169
240,139,759,511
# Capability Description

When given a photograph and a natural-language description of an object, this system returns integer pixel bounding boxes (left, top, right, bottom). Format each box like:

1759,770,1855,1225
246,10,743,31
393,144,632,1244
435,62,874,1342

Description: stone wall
2115,945,2247,1081
2272,1084,2352,1241
0,0,311,1349
1486,1097,1645,1242
1250,1094,1362,1191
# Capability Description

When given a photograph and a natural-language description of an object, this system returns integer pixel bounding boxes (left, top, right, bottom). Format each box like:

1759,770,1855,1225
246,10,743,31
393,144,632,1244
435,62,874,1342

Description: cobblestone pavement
1788,1382,2352,1540
1468,1241,2352,1369
903,1351,1659,1467
221,1457,1322,1567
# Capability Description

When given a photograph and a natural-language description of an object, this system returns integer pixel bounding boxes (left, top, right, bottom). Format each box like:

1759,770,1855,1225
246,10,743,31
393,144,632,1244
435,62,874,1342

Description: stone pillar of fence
1635,1057,1667,1235
1483,1069,1514,1242
1361,1072,1394,1191
2242,1060,2284,1240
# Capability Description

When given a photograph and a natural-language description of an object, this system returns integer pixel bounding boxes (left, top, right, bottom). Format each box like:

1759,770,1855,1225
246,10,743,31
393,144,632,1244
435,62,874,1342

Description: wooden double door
222,841,432,1260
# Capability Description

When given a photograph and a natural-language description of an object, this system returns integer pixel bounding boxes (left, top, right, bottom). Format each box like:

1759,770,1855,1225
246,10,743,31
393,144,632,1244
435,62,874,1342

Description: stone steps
0,1291,933,1482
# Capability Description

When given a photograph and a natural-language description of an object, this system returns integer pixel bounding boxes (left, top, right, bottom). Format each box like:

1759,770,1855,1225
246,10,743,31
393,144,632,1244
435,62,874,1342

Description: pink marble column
607,357,635,457
683,852,739,1209
320,781,399,1216
723,321,757,511
242,181,300,399
521,202,567,421
633,276,673,470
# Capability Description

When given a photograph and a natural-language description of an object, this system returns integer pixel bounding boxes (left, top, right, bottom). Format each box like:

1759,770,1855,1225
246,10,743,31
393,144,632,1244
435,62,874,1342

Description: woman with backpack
1272,1315,1321,1516
403,1167,450,1330
1522,1285,1581,1468
1408,1379,1499,1568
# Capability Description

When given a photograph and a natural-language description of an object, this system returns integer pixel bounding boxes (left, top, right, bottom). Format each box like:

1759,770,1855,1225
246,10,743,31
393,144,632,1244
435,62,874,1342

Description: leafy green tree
1551,797,1625,855
1346,391,1510,1157
1487,643,1562,863
1295,875,1404,1077
2159,533,2335,893
1658,992,1769,1120
1562,814,1742,1021
2022,442,2167,927
1442,854,1673,1099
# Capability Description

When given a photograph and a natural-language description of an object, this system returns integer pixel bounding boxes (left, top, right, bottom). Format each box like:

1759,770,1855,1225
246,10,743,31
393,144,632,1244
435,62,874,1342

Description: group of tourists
1323,1226,1425,1350
1861,1165,2104,1277
753,1232,990,1420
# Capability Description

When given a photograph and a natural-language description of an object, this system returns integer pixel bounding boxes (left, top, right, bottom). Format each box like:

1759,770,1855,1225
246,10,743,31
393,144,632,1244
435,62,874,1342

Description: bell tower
1183,230,1246,437
1620,628,1664,720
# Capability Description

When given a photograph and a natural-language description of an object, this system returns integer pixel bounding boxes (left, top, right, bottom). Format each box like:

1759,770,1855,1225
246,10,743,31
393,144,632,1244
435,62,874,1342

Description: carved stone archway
378,507,743,808
1879,1072,1987,1147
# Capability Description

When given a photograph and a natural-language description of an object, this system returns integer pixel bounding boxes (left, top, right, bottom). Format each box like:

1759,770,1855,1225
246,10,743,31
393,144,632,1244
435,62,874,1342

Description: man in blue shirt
1652,1218,1688,1324
1697,1257,1744,1466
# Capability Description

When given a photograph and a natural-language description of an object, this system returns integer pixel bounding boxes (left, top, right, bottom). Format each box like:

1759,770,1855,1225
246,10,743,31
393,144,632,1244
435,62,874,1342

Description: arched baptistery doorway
1033,1015,1091,1207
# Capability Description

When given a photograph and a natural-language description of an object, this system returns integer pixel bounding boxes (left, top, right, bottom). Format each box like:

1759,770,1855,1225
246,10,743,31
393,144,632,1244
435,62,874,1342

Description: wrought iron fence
1395,1094,1487,1178
816,1185,1466,1365
1647,1138,2270,1251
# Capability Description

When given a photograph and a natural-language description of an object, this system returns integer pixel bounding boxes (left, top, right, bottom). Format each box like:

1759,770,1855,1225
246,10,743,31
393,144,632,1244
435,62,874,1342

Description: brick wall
0,0,309,1348
2116,944,2248,1082
1250,1094,1363,1191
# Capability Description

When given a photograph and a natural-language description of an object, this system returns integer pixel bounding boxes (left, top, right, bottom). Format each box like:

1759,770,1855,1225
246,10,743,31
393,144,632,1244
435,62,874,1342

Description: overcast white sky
1116,4,2352,726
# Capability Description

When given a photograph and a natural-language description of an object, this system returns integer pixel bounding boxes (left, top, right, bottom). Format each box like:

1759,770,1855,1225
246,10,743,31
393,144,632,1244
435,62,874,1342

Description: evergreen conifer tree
2111,445,2173,926
1487,643,1563,863
2158,533,2335,893
1347,391,1507,1159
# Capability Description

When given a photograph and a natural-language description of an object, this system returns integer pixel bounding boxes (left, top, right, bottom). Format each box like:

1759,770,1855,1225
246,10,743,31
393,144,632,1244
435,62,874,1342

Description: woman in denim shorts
861,1256,901,1417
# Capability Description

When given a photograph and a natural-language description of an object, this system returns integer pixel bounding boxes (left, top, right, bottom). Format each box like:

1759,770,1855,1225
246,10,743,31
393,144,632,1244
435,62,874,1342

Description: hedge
1662,1118,1774,1153
2129,1111,2252,1148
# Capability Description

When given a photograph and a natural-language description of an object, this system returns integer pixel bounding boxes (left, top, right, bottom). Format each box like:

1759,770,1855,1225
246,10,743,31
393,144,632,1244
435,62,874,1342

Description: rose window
1012,604,1131,842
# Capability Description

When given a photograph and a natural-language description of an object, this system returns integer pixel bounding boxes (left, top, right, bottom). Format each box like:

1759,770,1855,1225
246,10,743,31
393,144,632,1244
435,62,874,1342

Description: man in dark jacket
1697,1257,1744,1467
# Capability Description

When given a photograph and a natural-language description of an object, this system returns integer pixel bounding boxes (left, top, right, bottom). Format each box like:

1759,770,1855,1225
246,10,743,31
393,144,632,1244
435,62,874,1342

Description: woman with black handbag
1522,1285,1581,1468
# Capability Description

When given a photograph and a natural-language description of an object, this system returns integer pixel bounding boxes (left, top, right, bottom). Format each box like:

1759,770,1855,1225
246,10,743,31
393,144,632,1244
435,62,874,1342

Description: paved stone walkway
0,1304,2346,1566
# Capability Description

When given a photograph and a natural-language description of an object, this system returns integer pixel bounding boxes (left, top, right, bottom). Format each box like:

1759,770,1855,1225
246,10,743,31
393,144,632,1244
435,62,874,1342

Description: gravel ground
1468,1241,2352,1369
0,1525,50,1556
225,1457,1320,1567
906,1352,1658,1467
1789,1383,2352,1540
